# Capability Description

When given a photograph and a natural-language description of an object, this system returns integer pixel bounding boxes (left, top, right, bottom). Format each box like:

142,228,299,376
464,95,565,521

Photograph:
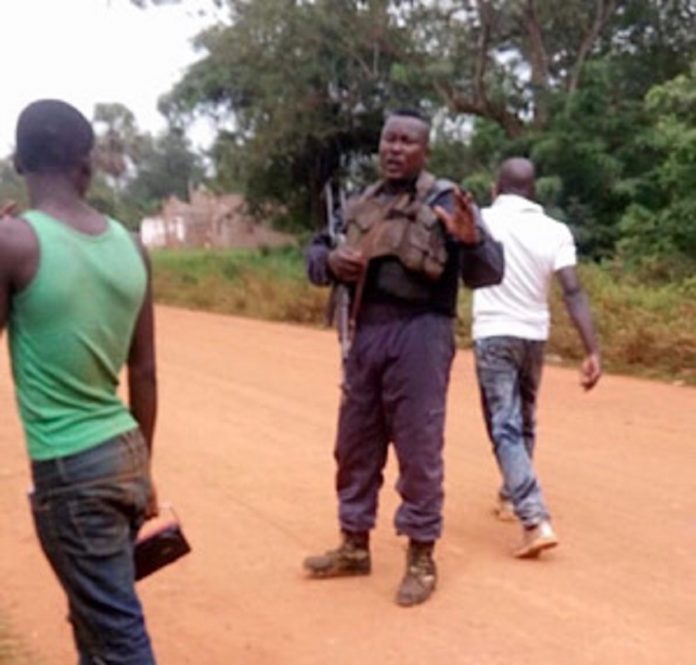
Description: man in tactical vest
304,109,505,606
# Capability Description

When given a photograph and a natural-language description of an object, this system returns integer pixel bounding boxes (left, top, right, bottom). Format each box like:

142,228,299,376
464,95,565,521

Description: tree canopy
0,100,203,230
617,63,696,271
157,0,695,268
2,0,693,271
90,104,204,228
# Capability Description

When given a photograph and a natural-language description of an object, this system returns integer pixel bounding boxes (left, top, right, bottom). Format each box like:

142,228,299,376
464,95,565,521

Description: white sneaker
514,520,558,559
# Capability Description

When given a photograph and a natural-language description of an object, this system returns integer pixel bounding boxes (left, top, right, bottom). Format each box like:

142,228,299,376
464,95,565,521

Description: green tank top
9,210,147,461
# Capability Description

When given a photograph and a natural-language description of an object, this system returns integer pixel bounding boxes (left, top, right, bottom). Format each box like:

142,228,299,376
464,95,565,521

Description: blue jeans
30,429,156,665
474,336,549,527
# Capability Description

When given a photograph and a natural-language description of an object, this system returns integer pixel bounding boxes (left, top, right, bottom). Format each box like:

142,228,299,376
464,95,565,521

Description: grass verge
152,247,696,386
152,246,327,325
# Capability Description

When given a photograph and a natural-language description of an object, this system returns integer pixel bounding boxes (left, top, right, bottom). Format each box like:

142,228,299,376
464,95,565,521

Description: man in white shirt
472,157,601,558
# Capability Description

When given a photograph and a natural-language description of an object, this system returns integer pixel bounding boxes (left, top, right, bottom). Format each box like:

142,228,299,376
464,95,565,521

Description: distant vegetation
0,101,204,231
152,247,696,386
4,1,694,275
1,1,694,385
142,0,695,387
157,0,696,275
152,246,327,325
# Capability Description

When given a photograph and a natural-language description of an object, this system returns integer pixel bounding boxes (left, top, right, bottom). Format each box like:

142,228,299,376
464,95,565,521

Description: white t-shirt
472,194,577,341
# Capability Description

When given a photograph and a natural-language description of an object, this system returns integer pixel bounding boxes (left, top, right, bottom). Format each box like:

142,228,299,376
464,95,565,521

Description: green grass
152,246,327,325
549,266,696,384
152,247,696,385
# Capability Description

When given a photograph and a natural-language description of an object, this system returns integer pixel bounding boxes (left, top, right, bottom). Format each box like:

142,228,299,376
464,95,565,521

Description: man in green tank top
0,100,158,664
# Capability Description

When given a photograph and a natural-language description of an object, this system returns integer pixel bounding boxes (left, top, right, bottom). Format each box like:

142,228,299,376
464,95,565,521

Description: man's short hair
387,107,431,128
15,100,94,174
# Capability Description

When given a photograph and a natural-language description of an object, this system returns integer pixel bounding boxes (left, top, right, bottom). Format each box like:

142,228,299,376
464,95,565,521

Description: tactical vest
343,171,454,282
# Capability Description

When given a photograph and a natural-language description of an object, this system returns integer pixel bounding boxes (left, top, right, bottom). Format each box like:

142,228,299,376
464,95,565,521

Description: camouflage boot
395,541,437,607
303,532,371,578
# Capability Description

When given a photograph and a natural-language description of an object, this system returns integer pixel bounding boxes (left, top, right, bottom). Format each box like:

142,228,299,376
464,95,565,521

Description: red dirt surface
1,306,694,664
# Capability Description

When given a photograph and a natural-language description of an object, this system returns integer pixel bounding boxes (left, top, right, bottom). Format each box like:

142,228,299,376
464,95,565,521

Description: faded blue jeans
30,429,156,665
474,336,549,527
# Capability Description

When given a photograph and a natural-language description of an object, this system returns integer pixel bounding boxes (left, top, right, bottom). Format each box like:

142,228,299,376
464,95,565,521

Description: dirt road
1,306,694,664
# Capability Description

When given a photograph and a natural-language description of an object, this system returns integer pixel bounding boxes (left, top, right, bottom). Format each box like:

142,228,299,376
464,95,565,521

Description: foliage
0,159,27,210
3,1,695,268
0,100,203,230
125,129,205,217
162,0,423,226
93,102,141,183
547,263,696,383
90,105,204,228
152,246,327,323
152,248,696,385
617,63,696,271
159,0,696,262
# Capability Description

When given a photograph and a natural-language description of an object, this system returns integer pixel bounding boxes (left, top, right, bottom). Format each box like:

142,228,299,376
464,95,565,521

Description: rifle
324,181,352,363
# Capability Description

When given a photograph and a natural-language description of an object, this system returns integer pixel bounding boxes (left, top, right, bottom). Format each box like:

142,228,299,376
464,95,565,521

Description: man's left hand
434,188,480,245
580,352,602,391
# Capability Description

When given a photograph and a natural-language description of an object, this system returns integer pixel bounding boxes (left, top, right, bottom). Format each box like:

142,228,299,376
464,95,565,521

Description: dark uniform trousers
335,304,455,543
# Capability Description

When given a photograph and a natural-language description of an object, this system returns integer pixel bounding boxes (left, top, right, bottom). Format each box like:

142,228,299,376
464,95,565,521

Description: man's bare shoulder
0,216,38,271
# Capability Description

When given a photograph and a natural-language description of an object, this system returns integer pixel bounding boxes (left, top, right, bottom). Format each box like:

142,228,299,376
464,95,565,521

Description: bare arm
0,205,18,333
0,212,31,335
556,266,601,390
128,243,157,452
128,240,158,518
0,241,9,335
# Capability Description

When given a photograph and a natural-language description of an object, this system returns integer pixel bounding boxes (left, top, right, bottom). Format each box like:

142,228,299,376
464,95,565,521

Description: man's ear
13,153,23,175
75,157,93,195
81,158,92,180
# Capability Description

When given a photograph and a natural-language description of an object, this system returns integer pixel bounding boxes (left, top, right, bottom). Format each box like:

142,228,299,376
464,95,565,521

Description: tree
401,0,696,136
89,103,204,228
162,0,696,250
414,1,696,257
93,102,142,185
125,128,204,217
617,63,696,272
161,0,423,227
90,103,149,228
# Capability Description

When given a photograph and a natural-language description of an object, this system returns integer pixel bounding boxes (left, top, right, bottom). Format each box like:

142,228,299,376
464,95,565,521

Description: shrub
152,249,696,385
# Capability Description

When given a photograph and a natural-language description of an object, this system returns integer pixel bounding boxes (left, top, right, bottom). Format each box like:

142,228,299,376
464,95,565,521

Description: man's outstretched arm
434,188,505,289
556,266,601,390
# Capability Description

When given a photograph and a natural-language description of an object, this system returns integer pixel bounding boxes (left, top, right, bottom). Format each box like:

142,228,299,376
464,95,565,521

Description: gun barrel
324,179,352,362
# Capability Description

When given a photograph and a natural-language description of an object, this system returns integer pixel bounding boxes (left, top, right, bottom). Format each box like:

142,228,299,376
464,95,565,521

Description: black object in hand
134,521,191,581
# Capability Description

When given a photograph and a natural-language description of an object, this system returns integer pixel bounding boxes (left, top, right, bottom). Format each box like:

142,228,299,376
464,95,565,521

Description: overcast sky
0,0,219,155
